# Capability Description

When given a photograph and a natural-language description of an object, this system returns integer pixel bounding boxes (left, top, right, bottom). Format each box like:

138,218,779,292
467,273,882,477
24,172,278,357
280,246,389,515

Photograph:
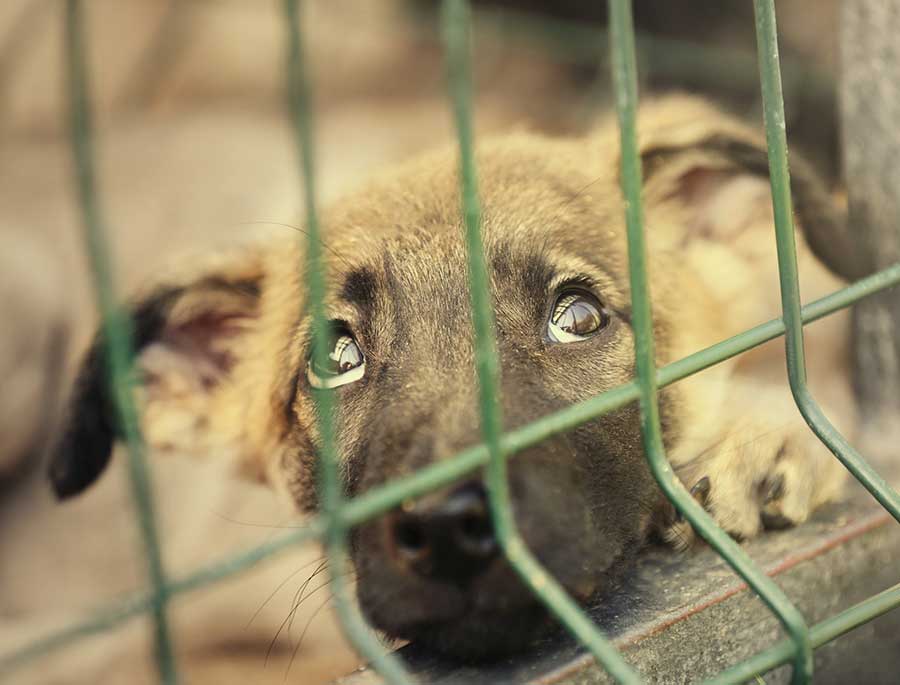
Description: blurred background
0,1,839,683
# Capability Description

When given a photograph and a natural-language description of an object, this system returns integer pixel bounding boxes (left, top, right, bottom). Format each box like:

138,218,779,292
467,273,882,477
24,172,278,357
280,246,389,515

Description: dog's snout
386,482,497,583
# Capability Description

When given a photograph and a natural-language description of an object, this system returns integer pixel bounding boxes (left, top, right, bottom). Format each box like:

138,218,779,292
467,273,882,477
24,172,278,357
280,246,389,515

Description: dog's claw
760,510,794,530
669,414,846,544
760,473,795,529
675,476,712,523
762,473,785,504
690,476,711,508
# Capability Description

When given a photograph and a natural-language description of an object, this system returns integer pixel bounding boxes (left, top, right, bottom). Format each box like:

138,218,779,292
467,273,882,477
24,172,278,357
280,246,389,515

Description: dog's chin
357,547,633,662
390,603,554,662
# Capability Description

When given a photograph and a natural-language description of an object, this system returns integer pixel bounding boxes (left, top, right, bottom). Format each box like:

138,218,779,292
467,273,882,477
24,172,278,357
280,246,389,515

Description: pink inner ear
158,311,254,389
663,167,732,206
663,165,770,243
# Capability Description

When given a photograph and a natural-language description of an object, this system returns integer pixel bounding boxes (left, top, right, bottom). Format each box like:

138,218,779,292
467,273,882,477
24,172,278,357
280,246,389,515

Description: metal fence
2,0,900,683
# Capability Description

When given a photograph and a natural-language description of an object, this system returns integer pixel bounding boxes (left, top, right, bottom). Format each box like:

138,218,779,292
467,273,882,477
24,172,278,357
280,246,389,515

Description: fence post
840,2,900,440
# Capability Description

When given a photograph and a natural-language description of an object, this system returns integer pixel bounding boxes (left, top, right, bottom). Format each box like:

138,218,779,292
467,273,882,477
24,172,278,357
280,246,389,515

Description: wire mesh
610,1,813,681
62,0,176,681
444,1,640,679
752,0,900,524
282,1,413,681
2,0,900,683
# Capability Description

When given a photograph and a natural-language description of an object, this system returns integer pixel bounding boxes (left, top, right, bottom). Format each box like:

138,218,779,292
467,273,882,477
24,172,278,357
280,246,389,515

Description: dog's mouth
391,601,555,661
355,550,629,662
355,559,562,661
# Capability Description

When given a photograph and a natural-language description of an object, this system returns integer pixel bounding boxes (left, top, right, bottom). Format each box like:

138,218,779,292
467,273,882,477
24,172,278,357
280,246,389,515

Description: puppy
50,96,850,660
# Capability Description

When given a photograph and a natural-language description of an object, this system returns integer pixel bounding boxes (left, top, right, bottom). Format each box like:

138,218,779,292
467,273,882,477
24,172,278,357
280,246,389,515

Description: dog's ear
633,96,852,276
49,248,265,499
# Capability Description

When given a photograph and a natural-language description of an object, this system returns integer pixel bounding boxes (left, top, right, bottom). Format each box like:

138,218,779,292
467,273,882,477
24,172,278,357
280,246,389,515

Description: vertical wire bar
606,2,814,683
752,0,900,522
441,2,641,682
281,2,413,682
63,2,177,682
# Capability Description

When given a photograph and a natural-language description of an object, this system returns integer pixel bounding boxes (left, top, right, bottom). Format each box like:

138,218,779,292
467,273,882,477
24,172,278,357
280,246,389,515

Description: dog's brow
491,248,556,293
520,254,556,296
340,267,379,310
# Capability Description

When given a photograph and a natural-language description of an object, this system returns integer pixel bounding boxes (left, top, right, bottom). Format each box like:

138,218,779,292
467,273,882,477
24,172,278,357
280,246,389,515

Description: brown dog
49,96,850,659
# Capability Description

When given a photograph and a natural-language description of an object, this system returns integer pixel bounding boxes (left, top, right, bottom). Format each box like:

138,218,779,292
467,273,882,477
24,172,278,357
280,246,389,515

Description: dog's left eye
307,333,365,389
547,291,609,343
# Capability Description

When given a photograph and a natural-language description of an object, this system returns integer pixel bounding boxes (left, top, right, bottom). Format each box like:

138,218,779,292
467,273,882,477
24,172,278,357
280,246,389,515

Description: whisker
286,562,331,635
287,567,356,635
246,555,326,629
243,219,355,268
212,512,312,529
266,562,328,665
290,559,330,606
543,174,608,231
285,593,335,680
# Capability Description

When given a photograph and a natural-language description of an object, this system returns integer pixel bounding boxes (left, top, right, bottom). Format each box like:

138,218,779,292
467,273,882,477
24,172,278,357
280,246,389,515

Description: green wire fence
2,0,900,683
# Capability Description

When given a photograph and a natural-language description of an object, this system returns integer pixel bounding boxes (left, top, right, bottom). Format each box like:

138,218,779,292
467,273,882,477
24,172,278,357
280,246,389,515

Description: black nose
387,481,497,583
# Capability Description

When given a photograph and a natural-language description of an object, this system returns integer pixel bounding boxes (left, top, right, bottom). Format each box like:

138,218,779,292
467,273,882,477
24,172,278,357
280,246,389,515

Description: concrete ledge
339,482,900,684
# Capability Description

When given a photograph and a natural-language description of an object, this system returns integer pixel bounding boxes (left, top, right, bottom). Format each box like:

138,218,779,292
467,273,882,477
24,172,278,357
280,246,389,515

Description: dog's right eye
307,332,366,389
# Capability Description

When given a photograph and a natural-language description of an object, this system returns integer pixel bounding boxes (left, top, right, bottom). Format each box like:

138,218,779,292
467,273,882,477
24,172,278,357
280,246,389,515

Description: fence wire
282,1,414,682
2,0,900,683
62,0,176,681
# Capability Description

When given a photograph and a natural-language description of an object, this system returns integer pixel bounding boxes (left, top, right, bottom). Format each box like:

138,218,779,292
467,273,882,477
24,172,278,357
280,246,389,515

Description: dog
48,96,851,661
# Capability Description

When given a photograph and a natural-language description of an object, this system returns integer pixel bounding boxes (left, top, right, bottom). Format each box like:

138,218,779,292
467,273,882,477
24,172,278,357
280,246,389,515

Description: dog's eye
547,291,609,343
307,332,365,389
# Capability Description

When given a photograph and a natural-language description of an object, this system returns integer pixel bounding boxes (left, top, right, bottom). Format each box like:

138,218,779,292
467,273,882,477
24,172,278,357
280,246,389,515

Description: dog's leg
662,382,847,547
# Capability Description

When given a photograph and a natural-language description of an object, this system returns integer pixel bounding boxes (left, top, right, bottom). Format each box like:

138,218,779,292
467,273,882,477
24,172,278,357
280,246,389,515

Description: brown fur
50,96,851,658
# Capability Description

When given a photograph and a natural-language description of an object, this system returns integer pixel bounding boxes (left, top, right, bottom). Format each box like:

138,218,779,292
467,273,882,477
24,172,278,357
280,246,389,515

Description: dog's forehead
334,227,562,304
329,232,531,322
325,132,624,244
322,134,630,316
330,224,628,311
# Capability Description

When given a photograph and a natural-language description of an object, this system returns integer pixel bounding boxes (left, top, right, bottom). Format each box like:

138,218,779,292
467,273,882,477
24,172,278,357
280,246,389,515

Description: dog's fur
49,97,851,659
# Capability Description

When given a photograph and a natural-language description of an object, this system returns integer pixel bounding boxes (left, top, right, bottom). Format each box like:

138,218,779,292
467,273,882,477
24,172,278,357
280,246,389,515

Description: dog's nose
387,481,497,583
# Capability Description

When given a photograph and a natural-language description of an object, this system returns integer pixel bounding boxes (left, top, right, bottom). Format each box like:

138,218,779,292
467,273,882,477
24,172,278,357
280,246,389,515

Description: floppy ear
49,248,265,499
633,96,853,277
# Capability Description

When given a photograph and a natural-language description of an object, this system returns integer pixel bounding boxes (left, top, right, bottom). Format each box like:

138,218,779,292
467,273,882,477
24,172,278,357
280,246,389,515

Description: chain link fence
2,0,899,683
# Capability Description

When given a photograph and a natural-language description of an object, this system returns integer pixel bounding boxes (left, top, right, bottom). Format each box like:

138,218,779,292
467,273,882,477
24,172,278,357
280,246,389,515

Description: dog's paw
664,426,845,548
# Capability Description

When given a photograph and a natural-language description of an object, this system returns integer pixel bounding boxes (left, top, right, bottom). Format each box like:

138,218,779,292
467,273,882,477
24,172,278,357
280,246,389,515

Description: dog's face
264,136,668,657
49,98,841,661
